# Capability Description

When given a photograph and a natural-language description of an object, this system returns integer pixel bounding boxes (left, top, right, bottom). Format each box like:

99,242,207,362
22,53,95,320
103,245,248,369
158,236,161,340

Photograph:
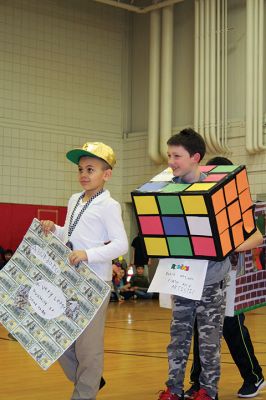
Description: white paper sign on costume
225,270,237,317
159,293,172,309
0,218,111,370
148,258,208,300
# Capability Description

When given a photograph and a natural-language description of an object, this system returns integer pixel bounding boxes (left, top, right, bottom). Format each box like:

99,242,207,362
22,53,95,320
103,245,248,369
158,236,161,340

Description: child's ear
193,152,201,163
103,169,112,181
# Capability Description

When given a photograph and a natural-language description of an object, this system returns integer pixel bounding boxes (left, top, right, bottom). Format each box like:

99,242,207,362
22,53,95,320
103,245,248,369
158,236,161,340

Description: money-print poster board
0,219,110,370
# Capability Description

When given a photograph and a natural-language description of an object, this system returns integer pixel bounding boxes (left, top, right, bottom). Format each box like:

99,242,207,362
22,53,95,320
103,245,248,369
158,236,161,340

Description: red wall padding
0,203,67,251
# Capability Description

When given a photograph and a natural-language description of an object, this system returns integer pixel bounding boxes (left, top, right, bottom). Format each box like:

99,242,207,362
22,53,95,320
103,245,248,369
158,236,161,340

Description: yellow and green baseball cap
66,142,116,169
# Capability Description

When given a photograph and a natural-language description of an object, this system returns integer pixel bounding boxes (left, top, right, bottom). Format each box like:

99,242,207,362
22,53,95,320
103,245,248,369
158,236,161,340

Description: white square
187,216,212,236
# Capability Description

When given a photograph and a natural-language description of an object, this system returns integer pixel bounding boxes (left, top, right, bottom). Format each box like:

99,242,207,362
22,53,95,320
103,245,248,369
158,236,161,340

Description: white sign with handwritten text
148,258,208,300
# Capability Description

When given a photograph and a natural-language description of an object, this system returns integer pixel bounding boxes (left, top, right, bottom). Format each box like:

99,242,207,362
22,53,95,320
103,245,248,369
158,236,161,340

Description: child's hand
68,250,88,266
40,220,56,235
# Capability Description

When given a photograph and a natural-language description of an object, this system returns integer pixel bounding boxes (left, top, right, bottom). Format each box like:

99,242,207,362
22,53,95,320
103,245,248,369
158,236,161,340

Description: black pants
190,314,263,385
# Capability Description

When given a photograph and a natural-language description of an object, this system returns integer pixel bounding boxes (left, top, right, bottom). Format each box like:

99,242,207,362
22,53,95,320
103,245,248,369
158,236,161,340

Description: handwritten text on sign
28,280,66,319
148,258,208,300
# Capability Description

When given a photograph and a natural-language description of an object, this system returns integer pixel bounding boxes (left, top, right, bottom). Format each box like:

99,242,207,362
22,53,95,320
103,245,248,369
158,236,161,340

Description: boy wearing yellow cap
41,142,128,400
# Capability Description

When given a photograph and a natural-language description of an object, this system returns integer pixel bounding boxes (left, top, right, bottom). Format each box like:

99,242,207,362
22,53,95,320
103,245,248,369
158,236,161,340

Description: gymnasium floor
0,299,265,400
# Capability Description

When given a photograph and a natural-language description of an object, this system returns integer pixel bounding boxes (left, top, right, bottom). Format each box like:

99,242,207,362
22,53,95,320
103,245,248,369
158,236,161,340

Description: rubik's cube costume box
131,165,256,261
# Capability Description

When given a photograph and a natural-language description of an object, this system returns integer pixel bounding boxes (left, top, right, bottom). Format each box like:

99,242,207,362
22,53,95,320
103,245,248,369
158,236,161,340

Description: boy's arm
235,228,263,252
42,195,75,241
86,202,128,263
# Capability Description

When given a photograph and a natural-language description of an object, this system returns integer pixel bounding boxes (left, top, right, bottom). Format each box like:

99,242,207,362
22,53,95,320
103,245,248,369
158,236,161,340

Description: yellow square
185,183,216,191
133,196,159,214
144,237,169,256
181,195,207,214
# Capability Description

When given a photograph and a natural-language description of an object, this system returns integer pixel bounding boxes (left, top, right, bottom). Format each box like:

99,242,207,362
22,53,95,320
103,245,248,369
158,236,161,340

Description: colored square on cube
192,237,216,257
187,216,212,236
181,195,207,214
216,209,229,234
162,217,188,235
239,189,253,213
144,237,169,256
167,237,193,256
232,222,244,247
134,196,159,214
220,229,232,256
185,183,216,191
243,208,255,233
137,182,168,192
158,196,183,214
161,183,190,192
212,188,226,214
228,200,241,225
224,179,238,204
236,169,249,193
131,164,256,260
139,216,163,235
212,165,239,173
199,165,216,173
203,174,227,182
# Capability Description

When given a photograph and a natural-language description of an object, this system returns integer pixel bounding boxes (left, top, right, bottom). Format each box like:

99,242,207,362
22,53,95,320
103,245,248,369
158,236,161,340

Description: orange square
232,221,244,248
236,169,249,194
243,208,255,233
239,189,253,213
216,209,229,234
224,179,238,204
212,189,226,214
228,201,241,226
220,229,232,256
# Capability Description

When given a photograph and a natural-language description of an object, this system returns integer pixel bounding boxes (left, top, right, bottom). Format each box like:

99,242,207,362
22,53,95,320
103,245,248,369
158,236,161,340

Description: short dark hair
206,156,233,166
167,128,206,161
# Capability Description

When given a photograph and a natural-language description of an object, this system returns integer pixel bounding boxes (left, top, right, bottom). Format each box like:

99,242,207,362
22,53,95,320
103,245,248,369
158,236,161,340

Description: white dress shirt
54,190,128,281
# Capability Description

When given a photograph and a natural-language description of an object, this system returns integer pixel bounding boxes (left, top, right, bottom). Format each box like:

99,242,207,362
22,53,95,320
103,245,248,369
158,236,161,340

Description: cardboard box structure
234,202,266,313
131,165,256,261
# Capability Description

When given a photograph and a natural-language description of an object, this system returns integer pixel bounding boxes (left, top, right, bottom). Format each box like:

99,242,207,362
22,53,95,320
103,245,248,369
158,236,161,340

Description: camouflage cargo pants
166,277,228,398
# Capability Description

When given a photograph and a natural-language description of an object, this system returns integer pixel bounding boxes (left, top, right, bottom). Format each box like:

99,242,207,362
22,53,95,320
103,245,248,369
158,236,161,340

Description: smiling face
78,156,112,198
167,145,201,182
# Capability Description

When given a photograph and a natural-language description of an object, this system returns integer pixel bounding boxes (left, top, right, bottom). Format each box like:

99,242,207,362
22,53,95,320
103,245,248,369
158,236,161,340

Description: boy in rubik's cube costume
131,129,263,400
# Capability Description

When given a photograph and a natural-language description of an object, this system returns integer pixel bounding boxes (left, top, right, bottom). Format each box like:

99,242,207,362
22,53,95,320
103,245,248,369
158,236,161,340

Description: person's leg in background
134,289,153,299
223,314,265,398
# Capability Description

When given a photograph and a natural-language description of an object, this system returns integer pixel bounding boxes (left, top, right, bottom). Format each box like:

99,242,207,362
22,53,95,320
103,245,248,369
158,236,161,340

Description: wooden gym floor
0,299,265,400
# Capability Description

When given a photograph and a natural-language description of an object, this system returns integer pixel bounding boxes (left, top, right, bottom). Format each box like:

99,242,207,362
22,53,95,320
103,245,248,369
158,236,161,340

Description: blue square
137,182,168,192
162,217,188,235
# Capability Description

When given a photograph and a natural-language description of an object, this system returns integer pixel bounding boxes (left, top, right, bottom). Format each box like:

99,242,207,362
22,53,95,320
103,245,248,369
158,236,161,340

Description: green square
212,165,239,173
161,183,191,193
158,196,183,214
167,237,193,256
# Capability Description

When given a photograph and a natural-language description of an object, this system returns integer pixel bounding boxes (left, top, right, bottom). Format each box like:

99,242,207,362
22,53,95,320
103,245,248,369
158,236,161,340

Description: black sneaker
184,383,200,399
238,378,266,398
99,377,106,390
